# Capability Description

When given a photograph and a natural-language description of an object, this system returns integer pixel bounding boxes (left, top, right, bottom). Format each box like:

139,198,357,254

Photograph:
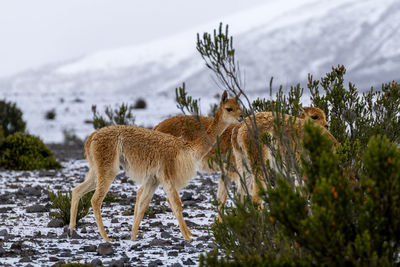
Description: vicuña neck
190,108,229,159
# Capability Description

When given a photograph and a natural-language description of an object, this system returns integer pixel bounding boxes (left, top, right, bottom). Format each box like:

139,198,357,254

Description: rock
0,229,8,236
183,258,195,265
0,246,5,256
111,218,119,223
71,230,82,239
0,207,13,213
160,231,172,239
80,227,87,233
185,220,199,228
39,169,56,177
19,256,31,262
109,259,124,267
24,186,42,196
149,238,172,246
181,241,194,248
91,258,103,266
181,192,193,201
47,232,57,238
83,245,97,252
168,251,179,257
148,259,163,266
49,256,59,262
11,241,22,250
183,200,197,206
196,235,210,241
97,242,114,256
47,219,65,228
26,204,48,213
169,263,183,267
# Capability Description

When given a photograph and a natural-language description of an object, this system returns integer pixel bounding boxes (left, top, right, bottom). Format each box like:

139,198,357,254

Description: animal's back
85,125,196,187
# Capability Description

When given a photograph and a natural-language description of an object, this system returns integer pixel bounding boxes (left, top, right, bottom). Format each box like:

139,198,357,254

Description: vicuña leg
163,181,193,240
131,177,159,240
217,174,231,221
69,168,96,235
91,167,118,241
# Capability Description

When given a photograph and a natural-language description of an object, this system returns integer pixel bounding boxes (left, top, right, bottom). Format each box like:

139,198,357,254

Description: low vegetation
0,132,61,170
91,103,135,129
183,23,400,266
49,190,93,226
0,99,26,139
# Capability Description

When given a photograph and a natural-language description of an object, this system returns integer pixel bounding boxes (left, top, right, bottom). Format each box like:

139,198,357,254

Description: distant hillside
0,0,398,142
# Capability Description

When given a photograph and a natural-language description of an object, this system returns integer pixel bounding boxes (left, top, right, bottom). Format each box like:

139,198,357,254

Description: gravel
0,145,221,266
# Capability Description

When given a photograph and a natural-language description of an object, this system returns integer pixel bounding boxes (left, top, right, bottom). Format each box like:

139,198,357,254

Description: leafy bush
0,132,61,170
49,190,94,226
91,103,135,130
193,23,400,266
133,98,147,109
309,66,400,170
201,125,400,266
0,99,26,138
45,109,56,120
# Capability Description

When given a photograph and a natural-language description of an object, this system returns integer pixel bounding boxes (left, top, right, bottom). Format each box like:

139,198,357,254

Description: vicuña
155,105,335,215
232,107,338,205
69,90,242,241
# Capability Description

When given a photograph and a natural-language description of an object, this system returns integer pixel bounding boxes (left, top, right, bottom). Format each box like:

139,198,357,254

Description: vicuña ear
235,91,242,100
221,90,228,104
299,106,306,119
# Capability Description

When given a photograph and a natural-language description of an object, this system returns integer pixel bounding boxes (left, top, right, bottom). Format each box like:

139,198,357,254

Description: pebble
183,258,195,265
181,192,193,201
0,246,5,257
91,258,103,266
83,245,97,252
47,219,65,228
26,204,48,213
148,259,163,266
149,238,172,246
97,242,114,256
161,231,172,239
0,229,8,236
168,251,179,257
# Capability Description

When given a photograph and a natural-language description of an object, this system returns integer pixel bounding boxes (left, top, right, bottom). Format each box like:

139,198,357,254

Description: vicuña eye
311,115,318,120
226,108,233,112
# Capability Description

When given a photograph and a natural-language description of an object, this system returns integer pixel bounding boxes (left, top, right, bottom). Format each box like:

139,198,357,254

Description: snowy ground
0,147,225,266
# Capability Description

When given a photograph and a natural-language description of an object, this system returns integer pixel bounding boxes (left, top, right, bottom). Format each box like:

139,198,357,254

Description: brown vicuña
155,106,333,216
69,91,241,241
232,107,338,204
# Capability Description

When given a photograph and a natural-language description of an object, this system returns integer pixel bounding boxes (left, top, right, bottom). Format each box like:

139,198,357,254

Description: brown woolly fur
69,91,241,241
154,116,240,220
232,107,338,205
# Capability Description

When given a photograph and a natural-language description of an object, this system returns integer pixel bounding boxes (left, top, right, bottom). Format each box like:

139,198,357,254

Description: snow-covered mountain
1,0,399,143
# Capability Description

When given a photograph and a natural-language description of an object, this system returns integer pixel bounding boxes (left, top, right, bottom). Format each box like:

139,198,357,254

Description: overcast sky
0,0,265,78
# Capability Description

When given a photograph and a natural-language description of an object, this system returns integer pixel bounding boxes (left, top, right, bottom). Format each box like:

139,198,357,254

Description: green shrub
0,132,61,170
201,125,400,266
49,190,94,226
133,98,147,109
45,109,56,120
0,99,26,137
91,103,135,130
193,23,400,266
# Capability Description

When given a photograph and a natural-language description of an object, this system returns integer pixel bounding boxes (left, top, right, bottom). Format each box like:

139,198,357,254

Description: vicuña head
300,106,329,130
69,90,241,241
